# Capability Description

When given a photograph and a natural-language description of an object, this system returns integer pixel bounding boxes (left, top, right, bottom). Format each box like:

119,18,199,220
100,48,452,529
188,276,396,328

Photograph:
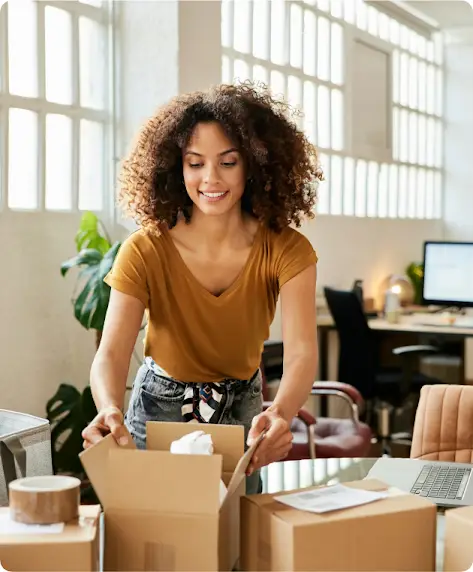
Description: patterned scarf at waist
144,357,258,424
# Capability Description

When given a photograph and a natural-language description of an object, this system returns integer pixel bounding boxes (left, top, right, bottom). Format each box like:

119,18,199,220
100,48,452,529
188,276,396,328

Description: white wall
270,216,443,338
0,212,96,416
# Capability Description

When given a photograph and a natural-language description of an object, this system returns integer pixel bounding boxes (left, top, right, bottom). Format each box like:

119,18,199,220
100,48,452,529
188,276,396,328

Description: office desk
317,313,473,381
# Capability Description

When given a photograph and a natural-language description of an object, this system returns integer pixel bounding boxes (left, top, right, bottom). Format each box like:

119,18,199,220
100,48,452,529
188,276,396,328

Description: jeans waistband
143,357,259,386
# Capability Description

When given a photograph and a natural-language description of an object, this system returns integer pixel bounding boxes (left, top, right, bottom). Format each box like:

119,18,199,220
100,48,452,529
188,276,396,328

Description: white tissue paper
170,430,227,505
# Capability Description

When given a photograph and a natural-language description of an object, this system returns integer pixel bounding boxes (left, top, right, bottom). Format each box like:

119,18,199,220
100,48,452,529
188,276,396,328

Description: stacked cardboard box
0,505,100,571
444,506,473,571
241,479,437,571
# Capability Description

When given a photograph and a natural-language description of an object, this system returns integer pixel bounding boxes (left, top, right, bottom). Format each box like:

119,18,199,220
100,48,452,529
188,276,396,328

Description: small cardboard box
241,479,437,571
80,421,256,572
0,505,100,571
443,506,473,571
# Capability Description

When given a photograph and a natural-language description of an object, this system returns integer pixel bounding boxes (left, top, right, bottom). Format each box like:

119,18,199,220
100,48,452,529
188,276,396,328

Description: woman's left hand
246,407,293,475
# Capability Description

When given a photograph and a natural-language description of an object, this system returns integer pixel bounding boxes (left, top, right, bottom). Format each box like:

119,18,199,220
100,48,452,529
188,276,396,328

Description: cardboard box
241,479,437,571
0,504,100,571
80,421,256,572
444,506,473,571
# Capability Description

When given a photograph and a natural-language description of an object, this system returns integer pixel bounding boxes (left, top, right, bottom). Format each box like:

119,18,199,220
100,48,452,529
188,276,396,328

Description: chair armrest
310,383,361,424
312,381,363,408
296,409,316,426
392,344,439,356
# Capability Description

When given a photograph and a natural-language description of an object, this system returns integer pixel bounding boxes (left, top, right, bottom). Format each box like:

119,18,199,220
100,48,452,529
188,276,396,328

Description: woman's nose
203,163,219,184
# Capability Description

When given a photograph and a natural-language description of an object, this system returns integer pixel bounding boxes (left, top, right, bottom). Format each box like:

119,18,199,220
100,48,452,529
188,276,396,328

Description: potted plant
406,262,424,306
46,212,121,489
60,211,122,349
46,384,98,501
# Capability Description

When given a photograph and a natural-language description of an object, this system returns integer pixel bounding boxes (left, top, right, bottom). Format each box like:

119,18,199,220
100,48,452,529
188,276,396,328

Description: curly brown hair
118,81,323,233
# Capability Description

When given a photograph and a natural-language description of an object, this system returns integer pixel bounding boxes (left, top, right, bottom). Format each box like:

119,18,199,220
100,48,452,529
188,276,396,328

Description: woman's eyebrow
184,148,238,157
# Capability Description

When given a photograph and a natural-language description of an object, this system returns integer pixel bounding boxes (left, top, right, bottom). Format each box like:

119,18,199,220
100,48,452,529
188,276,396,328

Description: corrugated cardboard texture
0,505,100,571
241,479,437,571
103,510,219,571
444,506,473,571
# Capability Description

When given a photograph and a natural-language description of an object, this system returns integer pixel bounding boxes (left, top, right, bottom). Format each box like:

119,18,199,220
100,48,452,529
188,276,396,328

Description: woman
82,82,321,494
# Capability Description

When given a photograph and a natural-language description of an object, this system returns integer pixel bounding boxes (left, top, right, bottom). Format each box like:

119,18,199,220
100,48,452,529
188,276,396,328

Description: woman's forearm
90,350,129,412
269,352,318,422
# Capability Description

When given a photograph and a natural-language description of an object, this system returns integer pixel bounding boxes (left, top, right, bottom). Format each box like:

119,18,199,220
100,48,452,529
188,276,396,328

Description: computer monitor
422,241,473,308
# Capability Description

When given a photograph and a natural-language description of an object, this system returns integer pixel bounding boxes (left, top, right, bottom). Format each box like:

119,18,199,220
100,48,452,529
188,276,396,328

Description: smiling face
182,121,246,217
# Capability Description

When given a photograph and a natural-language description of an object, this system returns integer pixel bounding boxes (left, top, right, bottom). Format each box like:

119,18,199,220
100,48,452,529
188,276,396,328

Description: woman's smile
198,190,230,202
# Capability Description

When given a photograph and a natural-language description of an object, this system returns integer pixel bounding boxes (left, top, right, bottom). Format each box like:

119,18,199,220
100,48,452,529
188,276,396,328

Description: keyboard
410,465,471,500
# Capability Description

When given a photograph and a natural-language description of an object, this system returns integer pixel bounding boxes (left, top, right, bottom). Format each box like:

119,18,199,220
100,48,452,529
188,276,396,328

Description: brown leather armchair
262,368,372,460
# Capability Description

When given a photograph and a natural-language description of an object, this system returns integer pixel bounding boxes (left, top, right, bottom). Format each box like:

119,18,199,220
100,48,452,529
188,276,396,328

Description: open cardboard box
241,478,437,571
0,505,100,572
80,421,261,572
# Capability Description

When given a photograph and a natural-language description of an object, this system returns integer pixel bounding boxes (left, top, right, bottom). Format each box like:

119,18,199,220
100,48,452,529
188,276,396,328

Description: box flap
223,431,266,505
107,449,222,514
146,421,244,472
79,431,135,509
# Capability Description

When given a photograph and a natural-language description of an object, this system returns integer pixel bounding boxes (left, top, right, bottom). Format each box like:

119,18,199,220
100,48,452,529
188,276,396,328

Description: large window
0,0,111,213
221,0,444,220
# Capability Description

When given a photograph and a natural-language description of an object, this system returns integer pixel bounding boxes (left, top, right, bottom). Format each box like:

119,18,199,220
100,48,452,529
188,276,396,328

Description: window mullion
1,1,8,94
1,2,9,211
72,11,80,212
42,0,105,23
37,1,46,211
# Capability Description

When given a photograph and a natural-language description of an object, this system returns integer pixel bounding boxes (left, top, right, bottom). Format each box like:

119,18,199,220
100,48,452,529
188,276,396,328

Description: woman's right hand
82,405,130,449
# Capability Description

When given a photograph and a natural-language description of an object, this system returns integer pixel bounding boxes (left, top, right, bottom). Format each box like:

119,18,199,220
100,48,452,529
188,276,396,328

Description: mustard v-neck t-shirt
104,225,317,383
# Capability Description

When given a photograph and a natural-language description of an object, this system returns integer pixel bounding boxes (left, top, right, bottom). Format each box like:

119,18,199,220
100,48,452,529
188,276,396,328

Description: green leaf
67,242,121,331
75,212,111,255
46,383,97,477
81,386,97,424
61,249,103,277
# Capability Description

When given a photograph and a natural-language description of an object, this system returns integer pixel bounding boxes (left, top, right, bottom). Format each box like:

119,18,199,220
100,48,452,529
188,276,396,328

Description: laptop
366,457,473,507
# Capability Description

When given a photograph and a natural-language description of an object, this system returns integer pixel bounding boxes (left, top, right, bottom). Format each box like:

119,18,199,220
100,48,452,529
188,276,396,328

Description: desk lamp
380,274,415,308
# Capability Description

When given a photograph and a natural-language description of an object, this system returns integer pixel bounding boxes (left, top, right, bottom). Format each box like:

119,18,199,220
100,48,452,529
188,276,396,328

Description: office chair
411,384,473,463
324,286,442,454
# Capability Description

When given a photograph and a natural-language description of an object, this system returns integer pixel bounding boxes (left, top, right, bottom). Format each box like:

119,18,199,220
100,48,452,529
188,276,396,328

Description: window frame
0,0,113,215
221,0,445,221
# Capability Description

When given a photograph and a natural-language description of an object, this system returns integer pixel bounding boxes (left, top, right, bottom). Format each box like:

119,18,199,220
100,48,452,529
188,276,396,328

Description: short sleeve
275,228,318,289
104,232,149,307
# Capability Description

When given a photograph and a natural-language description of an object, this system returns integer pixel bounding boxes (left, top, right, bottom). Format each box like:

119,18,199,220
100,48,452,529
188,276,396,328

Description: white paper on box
0,512,64,534
274,484,388,514
170,430,228,504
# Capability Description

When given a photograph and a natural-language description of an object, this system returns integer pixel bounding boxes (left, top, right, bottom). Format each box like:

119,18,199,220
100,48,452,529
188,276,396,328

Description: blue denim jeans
125,363,264,495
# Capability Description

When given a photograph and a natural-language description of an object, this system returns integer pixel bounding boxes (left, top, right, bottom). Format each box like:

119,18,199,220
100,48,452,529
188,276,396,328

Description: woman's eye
222,161,237,167
189,163,202,168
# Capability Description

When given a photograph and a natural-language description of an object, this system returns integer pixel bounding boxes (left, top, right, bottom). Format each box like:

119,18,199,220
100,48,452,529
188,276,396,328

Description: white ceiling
404,0,473,28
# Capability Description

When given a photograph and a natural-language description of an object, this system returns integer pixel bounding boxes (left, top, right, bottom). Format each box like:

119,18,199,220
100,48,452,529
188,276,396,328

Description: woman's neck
185,207,252,248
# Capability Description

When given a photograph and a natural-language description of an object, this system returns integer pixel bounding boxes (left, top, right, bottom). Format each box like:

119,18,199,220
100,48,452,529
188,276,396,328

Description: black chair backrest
324,287,378,399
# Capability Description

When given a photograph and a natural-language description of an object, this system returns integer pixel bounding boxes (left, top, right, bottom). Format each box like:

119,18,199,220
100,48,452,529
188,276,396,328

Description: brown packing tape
9,475,81,524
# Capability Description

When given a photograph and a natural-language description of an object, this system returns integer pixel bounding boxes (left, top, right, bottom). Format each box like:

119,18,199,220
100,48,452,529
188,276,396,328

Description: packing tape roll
9,475,81,524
